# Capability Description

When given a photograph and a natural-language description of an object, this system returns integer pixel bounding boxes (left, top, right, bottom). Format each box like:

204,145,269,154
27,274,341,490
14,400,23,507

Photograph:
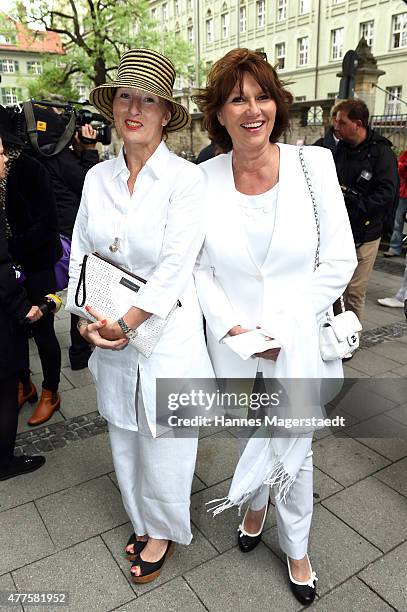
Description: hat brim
89,82,190,133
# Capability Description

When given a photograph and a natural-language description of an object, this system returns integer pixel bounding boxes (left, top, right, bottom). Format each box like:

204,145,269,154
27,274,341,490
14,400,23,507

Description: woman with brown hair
193,49,357,606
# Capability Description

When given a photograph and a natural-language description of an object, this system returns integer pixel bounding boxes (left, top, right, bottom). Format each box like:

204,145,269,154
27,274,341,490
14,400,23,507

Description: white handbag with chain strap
298,147,362,361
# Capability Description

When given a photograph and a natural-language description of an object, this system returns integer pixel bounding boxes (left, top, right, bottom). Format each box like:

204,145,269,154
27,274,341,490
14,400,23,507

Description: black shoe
131,540,174,583
125,533,148,561
237,499,270,553
0,455,46,481
287,555,317,606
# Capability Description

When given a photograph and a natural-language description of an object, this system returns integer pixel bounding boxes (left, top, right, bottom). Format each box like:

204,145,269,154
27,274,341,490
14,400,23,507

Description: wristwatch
117,317,138,340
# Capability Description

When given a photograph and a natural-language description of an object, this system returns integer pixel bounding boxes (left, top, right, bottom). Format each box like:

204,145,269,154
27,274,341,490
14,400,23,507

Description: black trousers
21,312,61,391
0,375,18,466
21,268,61,392
69,314,92,369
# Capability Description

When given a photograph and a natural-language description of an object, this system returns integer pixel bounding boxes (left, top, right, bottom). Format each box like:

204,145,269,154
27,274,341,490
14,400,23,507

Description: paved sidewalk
1,253,406,612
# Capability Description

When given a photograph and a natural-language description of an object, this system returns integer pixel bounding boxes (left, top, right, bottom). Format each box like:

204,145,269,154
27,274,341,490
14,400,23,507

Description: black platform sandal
125,533,148,561
130,540,174,584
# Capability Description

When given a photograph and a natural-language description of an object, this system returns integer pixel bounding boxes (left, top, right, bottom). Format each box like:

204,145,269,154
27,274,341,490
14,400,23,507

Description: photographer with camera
38,102,100,370
0,105,63,426
332,99,399,331
0,132,47,479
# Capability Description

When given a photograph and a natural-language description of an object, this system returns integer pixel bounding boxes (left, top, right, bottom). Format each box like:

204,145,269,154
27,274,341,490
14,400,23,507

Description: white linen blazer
67,142,214,433
194,143,358,382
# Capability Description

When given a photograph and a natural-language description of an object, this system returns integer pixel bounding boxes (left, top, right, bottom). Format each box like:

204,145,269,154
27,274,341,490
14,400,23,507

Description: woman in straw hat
67,48,214,583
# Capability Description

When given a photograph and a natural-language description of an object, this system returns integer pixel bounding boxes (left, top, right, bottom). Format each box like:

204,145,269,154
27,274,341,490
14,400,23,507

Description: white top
238,184,279,268
67,141,214,433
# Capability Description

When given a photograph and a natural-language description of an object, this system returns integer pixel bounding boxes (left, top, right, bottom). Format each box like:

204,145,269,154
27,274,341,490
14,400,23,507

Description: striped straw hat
89,48,190,132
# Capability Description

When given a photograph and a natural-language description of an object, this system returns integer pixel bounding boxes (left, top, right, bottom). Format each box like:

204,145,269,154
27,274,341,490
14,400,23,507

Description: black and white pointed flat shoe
287,554,318,606
237,500,270,553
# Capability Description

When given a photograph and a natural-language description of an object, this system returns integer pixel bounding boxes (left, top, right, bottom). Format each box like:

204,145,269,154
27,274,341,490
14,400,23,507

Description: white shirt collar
112,140,170,180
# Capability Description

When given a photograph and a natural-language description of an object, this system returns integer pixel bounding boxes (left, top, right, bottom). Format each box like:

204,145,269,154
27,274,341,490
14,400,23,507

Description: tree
11,0,194,98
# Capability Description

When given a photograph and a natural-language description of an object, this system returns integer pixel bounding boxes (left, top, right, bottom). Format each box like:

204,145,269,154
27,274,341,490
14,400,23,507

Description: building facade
149,0,407,116
0,18,63,106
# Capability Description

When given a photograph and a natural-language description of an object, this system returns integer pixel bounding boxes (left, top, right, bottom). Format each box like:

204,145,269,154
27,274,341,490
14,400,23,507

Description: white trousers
243,442,314,559
108,387,198,545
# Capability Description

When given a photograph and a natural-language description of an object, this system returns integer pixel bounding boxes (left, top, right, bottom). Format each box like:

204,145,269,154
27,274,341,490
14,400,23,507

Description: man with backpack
332,98,398,324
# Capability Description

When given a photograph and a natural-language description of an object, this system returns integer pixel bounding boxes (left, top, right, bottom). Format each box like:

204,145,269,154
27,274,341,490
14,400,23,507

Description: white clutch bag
319,310,362,361
65,252,179,358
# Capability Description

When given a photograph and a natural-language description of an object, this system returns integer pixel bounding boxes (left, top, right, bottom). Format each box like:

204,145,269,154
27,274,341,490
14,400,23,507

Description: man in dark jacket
0,132,45,480
332,99,399,323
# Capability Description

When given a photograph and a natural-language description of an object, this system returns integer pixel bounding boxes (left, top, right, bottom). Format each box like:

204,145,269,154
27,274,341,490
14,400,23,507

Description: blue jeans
389,197,407,255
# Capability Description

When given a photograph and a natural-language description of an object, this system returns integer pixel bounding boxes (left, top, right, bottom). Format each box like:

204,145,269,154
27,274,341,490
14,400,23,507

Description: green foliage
10,0,194,96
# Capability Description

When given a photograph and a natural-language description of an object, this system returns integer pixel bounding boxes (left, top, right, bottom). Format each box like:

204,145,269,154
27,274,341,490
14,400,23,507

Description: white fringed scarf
207,431,312,516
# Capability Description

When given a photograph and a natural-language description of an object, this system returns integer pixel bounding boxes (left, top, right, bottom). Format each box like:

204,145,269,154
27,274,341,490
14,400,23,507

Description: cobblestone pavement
1,253,406,612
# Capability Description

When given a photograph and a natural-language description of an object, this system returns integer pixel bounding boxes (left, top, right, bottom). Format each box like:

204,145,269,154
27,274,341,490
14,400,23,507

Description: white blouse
67,141,214,433
238,184,279,268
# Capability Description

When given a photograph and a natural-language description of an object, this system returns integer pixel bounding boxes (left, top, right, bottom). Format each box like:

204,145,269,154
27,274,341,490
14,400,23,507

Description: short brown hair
334,98,369,129
193,48,293,153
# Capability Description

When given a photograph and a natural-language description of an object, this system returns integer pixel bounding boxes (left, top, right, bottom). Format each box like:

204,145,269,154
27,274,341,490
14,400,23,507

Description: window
359,20,374,48
331,27,344,60
0,33,16,45
77,85,87,102
392,13,407,49
240,6,247,32
174,0,180,16
385,86,402,115
295,95,306,101
299,0,310,15
327,91,337,98
221,12,229,38
151,7,157,19
257,0,265,28
206,17,214,43
162,3,168,21
187,0,192,9
27,60,42,75
175,21,180,36
307,106,323,125
1,87,22,105
206,60,213,75
297,36,309,65
0,59,19,73
275,42,286,69
277,0,287,21
187,24,193,43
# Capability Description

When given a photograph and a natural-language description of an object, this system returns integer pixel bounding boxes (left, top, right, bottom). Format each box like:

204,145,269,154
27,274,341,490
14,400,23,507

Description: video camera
7,98,111,157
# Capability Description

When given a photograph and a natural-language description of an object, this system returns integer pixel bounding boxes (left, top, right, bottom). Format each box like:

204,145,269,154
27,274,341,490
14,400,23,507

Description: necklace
108,200,124,253
109,237,120,253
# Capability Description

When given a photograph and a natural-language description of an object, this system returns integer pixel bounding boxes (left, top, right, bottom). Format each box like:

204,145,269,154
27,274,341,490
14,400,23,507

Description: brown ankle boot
18,379,38,408
27,389,60,426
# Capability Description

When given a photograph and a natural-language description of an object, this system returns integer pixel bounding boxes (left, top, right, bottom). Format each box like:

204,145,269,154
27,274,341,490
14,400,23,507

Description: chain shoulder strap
298,146,320,271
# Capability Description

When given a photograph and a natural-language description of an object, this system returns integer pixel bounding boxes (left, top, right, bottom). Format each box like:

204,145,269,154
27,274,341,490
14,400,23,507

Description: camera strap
23,100,76,158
